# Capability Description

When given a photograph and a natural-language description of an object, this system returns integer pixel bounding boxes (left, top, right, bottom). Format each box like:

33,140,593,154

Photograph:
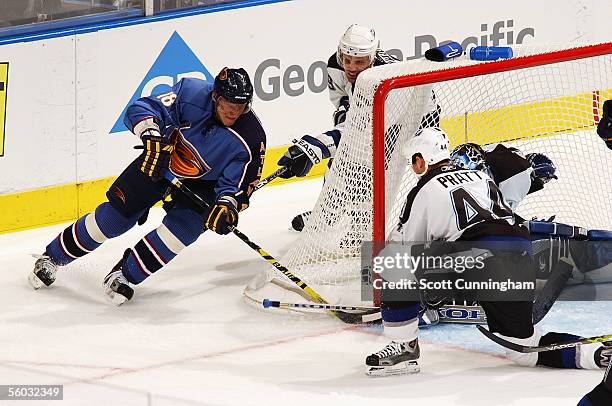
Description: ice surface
0,178,610,405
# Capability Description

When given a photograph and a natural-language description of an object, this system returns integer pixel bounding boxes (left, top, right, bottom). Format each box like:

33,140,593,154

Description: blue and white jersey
124,78,266,206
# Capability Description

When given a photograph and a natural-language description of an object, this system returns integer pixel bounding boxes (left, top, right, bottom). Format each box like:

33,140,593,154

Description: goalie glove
597,99,612,150
526,153,557,184
277,132,339,179
205,195,239,235
134,118,174,181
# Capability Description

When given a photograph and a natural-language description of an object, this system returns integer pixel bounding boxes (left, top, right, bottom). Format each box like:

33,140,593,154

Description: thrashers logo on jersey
0,62,8,157
169,130,210,178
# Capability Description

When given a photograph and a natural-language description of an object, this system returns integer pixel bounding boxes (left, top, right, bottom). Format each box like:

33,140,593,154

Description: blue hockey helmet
450,142,492,178
213,67,253,113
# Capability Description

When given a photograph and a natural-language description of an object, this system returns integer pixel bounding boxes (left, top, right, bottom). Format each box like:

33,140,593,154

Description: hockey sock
120,206,203,284
45,202,140,265
381,302,421,342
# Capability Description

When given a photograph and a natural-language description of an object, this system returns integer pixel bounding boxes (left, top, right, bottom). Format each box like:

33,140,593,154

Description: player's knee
162,207,205,247
94,202,139,239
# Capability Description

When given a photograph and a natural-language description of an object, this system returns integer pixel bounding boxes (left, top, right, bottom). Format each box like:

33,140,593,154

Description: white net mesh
245,43,612,311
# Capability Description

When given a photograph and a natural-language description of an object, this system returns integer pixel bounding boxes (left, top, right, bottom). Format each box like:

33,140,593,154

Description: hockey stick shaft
253,166,289,191
164,173,372,323
532,257,573,324
263,298,379,312
477,325,612,353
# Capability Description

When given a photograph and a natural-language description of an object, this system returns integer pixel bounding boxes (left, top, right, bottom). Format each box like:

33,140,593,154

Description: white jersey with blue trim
325,49,440,148
393,165,519,243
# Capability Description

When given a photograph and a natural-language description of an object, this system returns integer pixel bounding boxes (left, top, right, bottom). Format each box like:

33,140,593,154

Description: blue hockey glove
526,153,557,184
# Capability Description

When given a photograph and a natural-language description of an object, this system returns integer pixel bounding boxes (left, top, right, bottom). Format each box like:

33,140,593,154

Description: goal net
245,42,612,314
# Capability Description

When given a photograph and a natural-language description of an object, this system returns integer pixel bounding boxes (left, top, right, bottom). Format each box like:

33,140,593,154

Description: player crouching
28,67,267,305
365,127,611,377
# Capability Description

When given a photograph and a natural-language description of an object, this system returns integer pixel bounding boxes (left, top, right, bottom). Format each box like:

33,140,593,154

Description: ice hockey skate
365,339,420,377
595,342,612,369
103,267,134,306
28,254,58,289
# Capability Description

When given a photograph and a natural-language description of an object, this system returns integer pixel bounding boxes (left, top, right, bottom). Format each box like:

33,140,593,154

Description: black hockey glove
140,133,174,181
205,196,239,235
277,145,314,179
597,99,612,150
278,135,335,179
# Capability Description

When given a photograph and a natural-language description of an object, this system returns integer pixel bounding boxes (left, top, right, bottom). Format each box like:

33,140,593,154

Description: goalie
365,127,611,377
449,142,557,211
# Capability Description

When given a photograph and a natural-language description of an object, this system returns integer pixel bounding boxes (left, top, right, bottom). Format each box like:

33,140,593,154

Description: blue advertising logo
110,31,214,134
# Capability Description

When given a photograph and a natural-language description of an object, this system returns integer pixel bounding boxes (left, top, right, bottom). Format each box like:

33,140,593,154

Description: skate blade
366,361,420,377
105,289,129,306
28,272,44,290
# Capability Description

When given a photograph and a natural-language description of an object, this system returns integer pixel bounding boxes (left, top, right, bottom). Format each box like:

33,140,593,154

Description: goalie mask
450,142,493,178
213,67,253,114
337,24,379,67
405,127,450,176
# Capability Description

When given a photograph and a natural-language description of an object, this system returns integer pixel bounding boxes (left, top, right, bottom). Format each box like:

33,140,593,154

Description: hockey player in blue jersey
28,67,267,305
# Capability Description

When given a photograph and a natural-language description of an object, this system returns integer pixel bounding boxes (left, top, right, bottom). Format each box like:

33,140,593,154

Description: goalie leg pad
496,329,541,367
536,332,588,369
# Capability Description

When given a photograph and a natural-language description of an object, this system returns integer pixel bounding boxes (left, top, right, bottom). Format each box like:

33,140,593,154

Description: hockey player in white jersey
449,142,557,210
278,24,440,231
365,127,610,376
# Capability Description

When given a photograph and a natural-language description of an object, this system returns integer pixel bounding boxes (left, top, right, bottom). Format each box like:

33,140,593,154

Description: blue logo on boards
110,31,214,134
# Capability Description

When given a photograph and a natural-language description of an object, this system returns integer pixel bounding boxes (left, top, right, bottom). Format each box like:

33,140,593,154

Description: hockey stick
263,299,382,323
263,298,379,312
477,325,612,353
253,166,289,191
164,172,371,324
532,257,573,324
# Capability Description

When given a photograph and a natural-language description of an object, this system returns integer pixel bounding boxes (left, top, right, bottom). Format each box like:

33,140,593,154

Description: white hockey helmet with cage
337,24,379,66
405,127,450,168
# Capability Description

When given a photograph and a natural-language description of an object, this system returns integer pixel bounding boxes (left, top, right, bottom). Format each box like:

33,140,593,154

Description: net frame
372,42,612,243
370,42,612,304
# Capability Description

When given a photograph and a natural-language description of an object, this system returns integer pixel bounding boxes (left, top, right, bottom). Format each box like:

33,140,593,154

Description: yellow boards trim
0,62,7,156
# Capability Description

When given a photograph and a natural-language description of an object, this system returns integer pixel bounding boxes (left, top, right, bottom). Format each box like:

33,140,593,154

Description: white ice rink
1,178,610,406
